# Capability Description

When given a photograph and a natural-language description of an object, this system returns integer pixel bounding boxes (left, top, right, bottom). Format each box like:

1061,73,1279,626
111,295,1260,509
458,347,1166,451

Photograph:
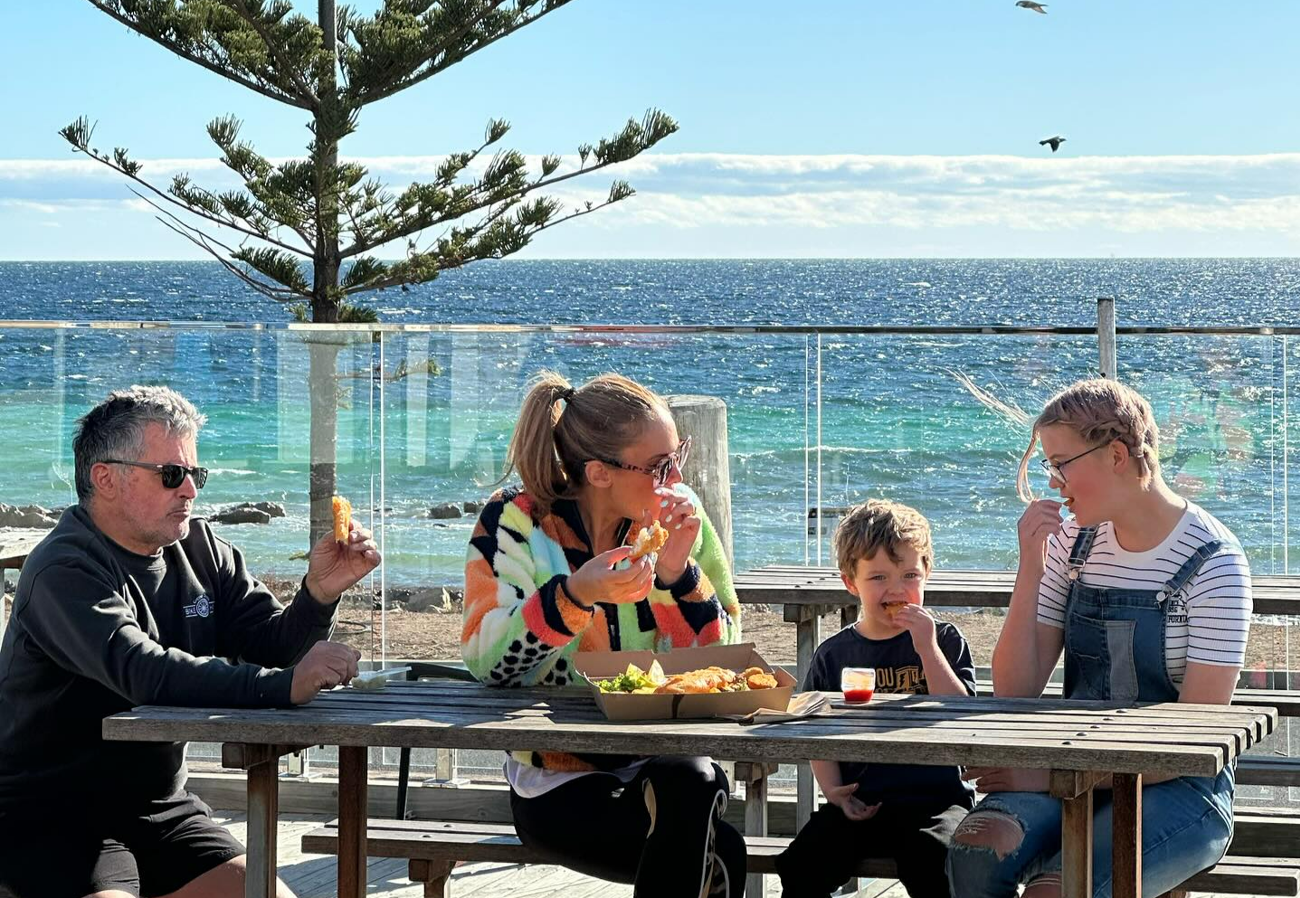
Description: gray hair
73,385,207,501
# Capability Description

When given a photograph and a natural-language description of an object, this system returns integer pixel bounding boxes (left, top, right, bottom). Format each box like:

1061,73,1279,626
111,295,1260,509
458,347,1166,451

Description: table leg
338,746,369,898
794,606,821,831
1061,786,1094,898
740,763,770,898
1112,773,1143,898
245,756,279,898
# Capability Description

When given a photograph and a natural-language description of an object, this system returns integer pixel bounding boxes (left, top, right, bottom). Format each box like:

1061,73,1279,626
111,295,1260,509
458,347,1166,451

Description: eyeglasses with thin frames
596,436,692,487
1039,442,1107,484
104,459,209,490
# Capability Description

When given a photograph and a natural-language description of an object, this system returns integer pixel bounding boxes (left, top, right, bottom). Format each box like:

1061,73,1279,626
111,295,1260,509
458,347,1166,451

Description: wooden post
666,394,733,568
245,757,279,898
737,761,777,898
1097,297,1117,380
1112,773,1142,898
338,746,369,898
788,604,825,831
1061,787,1094,898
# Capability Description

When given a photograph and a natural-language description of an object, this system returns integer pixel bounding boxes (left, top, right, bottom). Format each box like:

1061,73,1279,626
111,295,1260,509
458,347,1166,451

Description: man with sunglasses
0,385,380,898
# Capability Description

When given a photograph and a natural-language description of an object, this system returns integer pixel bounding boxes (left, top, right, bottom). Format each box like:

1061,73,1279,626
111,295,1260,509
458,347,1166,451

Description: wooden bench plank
302,821,1300,896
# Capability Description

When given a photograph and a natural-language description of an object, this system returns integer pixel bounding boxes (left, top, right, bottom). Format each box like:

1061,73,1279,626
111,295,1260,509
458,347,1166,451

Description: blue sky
2,1,1298,259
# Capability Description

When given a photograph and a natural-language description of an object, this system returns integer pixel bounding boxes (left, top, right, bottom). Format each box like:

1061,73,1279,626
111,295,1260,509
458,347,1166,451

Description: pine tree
61,0,677,543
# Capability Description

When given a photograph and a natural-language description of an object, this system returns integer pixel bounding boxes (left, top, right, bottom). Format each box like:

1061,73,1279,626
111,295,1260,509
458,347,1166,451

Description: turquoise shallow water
1,259,1297,584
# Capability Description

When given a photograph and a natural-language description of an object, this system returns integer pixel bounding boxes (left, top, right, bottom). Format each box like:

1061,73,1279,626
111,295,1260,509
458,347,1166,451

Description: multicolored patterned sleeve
646,500,742,651
461,490,595,686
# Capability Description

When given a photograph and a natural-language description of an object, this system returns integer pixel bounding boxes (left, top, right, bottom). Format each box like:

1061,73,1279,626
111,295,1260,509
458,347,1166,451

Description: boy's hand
824,782,881,822
895,603,937,650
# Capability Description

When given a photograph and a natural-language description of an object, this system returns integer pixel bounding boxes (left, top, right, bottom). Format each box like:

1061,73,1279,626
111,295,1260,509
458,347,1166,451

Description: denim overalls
948,527,1237,898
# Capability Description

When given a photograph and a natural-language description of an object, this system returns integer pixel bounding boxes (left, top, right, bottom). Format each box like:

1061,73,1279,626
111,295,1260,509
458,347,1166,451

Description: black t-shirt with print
803,621,977,806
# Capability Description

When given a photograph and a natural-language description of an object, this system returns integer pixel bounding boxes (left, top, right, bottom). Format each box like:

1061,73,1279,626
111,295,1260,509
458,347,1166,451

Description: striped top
1037,503,1252,686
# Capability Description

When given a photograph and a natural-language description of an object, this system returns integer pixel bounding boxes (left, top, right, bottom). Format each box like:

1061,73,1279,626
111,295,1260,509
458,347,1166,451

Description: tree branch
355,0,567,106
227,0,320,108
155,213,308,302
341,149,635,258
60,138,313,256
83,0,313,109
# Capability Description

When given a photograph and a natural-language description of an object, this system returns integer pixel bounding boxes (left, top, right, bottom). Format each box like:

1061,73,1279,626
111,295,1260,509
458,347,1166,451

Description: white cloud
2,152,1298,258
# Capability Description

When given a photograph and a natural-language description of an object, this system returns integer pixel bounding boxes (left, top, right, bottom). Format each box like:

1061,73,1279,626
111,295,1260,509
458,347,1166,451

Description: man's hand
290,640,362,705
963,767,1051,793
823,782,881,822
304,522,381,605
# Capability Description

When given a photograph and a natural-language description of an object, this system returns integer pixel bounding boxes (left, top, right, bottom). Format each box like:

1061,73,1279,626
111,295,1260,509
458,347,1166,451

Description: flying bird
1016,1,1048,12
1039,136,1066,152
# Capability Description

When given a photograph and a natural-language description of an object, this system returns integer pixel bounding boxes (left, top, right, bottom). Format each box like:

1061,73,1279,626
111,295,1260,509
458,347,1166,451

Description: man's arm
22,560,295,708
213,530,337,669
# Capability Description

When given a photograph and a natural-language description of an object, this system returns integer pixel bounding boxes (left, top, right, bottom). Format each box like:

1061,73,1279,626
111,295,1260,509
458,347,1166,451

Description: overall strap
1066,526,1098,581
1158,539,1227,605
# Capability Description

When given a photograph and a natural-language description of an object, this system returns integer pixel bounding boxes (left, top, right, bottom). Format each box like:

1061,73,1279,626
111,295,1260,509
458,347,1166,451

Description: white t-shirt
1036,503,1252,689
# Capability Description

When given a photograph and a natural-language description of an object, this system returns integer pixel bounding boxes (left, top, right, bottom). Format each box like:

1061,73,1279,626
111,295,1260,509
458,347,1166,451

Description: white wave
208,468,256,476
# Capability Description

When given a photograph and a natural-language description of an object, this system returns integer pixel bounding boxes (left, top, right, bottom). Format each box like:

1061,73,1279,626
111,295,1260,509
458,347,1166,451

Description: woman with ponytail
462,371,744,898
948,379,1251,898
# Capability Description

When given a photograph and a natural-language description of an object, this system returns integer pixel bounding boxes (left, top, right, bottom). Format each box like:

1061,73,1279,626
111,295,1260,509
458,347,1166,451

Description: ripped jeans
946,767,1234,898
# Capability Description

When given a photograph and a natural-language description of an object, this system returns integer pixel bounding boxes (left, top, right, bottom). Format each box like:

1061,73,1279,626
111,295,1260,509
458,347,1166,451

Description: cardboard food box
574,643,796,721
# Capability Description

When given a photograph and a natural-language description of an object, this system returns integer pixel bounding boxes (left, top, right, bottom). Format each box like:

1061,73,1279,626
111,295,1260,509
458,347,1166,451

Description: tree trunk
307,0,342,551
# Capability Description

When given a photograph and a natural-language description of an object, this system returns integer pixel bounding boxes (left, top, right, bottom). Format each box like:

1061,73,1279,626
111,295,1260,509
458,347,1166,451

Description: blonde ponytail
503,370,668,513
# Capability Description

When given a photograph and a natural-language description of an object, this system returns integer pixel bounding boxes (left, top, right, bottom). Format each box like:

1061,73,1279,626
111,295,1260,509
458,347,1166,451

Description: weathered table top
735,565,1300,616
103,680,1276,778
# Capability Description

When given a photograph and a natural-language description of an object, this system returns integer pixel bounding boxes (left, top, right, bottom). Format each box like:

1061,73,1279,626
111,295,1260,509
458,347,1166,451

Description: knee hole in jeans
952,810,1025,861
1023,871,1062,898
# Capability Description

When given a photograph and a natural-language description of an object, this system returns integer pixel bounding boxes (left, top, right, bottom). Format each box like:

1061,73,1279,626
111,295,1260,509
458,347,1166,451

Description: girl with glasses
461,371,743,898
948,379,1251,898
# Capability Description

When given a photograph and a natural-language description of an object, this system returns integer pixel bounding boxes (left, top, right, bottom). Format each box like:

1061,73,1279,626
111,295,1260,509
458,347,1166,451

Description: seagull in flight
1016,1,1048,12
1039,136,1066,152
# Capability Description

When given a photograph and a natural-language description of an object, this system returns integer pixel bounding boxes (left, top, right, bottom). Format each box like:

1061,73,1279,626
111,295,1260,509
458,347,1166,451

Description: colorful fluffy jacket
462,486,741,771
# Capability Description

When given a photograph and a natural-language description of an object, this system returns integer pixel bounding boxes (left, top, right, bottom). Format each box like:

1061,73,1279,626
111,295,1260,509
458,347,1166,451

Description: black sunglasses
104,459,209,490
596,436,692,487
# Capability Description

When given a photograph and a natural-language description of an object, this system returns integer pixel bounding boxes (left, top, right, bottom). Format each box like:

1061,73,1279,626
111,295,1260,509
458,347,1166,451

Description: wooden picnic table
735,564,1300,832
103,679,1276,898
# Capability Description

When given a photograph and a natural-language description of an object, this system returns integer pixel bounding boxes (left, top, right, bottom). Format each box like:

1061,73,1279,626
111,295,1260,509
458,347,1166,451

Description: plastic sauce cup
841,667,876,703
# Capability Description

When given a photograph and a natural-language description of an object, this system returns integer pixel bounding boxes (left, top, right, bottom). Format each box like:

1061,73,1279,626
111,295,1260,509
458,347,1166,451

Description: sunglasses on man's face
104,459,209,489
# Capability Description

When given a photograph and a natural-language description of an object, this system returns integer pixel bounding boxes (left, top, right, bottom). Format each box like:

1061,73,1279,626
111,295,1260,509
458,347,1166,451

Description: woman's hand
566,546,654,608
823,782,881,822
1017,499,1064,572
963,767,1050,793
650,487,701,586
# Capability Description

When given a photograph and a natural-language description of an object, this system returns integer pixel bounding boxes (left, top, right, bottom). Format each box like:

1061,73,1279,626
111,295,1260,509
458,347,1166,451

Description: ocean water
1,259,1298,586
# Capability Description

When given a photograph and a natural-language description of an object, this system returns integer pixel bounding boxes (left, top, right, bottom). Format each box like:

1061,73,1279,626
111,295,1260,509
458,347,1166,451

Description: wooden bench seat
302,817,1300,897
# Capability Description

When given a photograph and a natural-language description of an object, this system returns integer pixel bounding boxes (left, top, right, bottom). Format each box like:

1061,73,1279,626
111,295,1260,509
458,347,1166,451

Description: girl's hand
963,767,1050,793
566,547,653,608
648,487,701,586
1017,500,1064,571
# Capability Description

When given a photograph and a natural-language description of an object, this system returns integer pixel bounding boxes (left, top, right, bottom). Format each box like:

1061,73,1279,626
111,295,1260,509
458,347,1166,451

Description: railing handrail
0,320,1297,337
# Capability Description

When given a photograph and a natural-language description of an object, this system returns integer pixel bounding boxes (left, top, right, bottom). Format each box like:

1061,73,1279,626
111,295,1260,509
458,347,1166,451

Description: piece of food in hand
332,495,353,543
628,520,670,561
882,601,908,621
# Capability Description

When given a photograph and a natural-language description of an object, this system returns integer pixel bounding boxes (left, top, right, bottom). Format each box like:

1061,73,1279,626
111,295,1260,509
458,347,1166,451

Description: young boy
775,499,977,898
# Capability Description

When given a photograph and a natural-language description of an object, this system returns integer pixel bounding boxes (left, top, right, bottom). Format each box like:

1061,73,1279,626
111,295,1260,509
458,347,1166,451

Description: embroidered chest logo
184,594,213,619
